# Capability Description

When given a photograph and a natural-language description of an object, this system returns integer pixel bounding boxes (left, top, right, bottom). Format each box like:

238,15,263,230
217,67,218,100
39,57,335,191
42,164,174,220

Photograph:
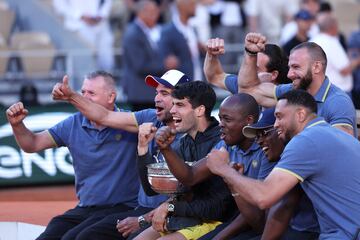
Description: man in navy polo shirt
6,71,140,240
52,69,190,240
207,90,360,240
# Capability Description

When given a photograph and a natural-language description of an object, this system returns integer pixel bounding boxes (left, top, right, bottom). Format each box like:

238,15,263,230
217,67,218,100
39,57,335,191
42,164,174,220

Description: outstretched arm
207,148,299,210
52,76,139,132
6,102,55,152
204,38,227,90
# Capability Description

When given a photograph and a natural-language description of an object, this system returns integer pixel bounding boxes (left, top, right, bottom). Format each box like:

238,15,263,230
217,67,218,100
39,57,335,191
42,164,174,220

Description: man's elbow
256,197,273,210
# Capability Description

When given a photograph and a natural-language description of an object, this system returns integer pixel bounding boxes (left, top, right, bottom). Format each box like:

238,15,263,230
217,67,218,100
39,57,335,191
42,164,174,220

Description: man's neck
237,138,254,152
189,118,212,139
307,75,325,97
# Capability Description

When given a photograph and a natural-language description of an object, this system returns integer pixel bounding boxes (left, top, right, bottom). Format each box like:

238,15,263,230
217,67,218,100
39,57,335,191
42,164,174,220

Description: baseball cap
295,9,315,21
243,108,276,138
145,69,190,89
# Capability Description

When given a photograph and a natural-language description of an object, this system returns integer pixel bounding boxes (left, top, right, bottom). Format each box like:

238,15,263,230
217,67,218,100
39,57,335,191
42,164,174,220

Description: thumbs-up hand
52,75,74,101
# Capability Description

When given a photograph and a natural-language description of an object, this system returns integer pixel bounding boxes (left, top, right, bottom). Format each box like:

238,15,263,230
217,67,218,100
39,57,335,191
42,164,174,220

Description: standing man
310,13,360,95
7,71,139,239
122,0,169,110
207,90,360,240
160,0,202,80
53,0,114,70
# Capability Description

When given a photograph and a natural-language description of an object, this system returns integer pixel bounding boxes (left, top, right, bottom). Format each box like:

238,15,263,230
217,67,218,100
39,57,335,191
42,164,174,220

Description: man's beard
298,69,313,90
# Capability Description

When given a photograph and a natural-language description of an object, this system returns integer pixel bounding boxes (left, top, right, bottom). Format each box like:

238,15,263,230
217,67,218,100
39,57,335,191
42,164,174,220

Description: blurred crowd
50,0,360,109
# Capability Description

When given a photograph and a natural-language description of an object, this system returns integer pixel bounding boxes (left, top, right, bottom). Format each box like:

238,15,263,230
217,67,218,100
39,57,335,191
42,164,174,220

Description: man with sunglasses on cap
241,108,319,240
52,70,190,239
207,90,360,240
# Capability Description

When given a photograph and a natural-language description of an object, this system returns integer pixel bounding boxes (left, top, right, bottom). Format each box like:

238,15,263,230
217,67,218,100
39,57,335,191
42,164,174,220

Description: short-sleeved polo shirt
224,75,357,137
214,140,275,180
275,118,360,240
275,78,357,136
134,109,181,208
48,109,139,207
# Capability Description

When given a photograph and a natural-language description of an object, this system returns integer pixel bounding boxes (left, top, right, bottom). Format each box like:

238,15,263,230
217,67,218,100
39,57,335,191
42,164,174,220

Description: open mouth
173,117,182,127
220,130,226,140
155,106,164,115
262,146,269,153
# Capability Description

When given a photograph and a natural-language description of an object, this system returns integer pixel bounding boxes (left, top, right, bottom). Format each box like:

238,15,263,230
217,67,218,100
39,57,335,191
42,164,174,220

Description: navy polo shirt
48,109,139,207
275,118,360,240
134,109,181,208
214,140,275,180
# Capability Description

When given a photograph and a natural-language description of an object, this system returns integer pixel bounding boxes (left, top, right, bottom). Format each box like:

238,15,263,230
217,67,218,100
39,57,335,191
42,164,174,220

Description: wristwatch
138,215,148,228
167,203,175,214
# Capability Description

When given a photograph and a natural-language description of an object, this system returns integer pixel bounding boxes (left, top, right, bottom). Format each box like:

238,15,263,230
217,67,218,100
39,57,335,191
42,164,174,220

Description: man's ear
271,70,279,83
312,61,322,74
246,114,255,125
196,105,206,117
108,91,116,104
296,107,307,123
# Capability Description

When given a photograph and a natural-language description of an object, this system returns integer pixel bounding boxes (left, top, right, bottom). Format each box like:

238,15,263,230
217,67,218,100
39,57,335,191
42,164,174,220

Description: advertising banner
0,104,76,186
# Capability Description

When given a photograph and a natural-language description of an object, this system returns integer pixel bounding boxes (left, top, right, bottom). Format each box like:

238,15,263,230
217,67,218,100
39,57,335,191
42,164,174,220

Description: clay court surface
0,185,77,226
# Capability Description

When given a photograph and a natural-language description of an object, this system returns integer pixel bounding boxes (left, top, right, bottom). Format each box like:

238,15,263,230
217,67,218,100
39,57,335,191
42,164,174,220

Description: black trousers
76,206,153,240
36,203,133,240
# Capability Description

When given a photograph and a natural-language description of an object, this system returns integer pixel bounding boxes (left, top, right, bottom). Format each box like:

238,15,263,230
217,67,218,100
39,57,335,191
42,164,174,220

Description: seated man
6,71,139,240
138,93,276,240
66,70,189,240
211,108,318,240
135,81,237,240
207,90,360,240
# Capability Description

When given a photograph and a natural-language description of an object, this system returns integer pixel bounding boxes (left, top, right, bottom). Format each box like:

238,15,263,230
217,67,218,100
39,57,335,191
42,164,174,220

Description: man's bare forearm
238,53,260,91
204,52,227,89
69,92,139,132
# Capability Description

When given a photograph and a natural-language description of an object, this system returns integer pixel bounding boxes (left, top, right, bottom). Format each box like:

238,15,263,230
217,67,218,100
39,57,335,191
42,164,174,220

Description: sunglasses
255,127,276,139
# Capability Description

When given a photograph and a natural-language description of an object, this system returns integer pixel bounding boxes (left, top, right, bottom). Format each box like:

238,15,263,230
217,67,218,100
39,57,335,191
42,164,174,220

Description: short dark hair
226,93,260,123
85,70,116,91
278,90,317,114
172,81,216,120
264,44,291,84
291,42,327,72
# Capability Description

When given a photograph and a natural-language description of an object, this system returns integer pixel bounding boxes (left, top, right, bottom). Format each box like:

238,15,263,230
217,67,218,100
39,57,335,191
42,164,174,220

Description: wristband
244,47,258,56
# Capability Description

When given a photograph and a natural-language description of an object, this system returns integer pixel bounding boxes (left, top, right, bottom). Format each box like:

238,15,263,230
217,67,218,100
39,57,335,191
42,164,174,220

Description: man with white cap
52,69,190,134
52,70,190,239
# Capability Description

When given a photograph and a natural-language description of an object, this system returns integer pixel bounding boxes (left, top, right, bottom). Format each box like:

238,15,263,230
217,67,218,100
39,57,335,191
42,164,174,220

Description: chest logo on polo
251,159,259,169
115,134,122,141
